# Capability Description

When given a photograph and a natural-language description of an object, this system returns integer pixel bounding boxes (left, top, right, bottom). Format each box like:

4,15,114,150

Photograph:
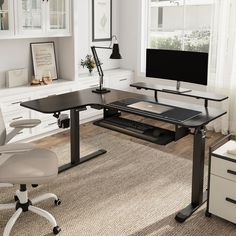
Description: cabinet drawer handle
226,197,236,205
12,116,23,121
11,101,22,105
90,84,98,88
227,170,236,176
48,122,57,126
119,78,127,81
17,131,23,135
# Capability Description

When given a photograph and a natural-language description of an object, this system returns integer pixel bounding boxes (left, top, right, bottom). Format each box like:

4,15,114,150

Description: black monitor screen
146,49,208,85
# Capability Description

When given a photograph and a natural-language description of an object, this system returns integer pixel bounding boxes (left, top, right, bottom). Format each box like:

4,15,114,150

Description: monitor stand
162,81,192,94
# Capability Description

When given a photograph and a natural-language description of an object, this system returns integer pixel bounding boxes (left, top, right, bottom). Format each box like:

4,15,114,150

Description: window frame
139,0,214,75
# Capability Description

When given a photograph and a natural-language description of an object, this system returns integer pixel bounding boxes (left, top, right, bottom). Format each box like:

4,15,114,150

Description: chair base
1,185,61,236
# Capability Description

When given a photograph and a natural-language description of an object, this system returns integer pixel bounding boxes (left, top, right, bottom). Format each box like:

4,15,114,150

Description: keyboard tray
94,116,175,145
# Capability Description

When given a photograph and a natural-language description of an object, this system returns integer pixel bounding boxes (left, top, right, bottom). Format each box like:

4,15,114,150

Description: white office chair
0,109,61,236
0,107,41,188
0,145,61,235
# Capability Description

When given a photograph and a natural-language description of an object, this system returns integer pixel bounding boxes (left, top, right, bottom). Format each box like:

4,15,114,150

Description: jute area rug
0,131,235,236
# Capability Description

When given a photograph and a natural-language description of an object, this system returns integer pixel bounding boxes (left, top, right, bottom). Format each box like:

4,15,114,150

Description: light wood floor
34,113,224,163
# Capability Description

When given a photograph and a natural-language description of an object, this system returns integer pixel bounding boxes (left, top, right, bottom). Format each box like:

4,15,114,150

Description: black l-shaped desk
21,88,227,223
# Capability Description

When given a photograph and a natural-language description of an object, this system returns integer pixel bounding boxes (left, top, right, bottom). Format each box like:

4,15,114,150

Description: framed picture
30,42,58,81
92,0,112,42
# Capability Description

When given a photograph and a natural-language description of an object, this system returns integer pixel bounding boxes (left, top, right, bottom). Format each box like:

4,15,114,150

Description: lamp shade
110,43,122,59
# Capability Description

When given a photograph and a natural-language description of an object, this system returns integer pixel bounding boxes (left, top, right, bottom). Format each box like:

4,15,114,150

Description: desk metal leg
175,127,206,222
59,109,107,173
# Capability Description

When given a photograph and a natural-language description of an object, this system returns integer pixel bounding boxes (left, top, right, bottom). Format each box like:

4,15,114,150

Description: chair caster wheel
53,226,61,235
14,195,18,202
54,199,61,206
205,211,211,217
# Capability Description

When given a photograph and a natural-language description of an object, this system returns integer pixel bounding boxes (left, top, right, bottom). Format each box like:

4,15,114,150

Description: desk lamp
91,35,122,94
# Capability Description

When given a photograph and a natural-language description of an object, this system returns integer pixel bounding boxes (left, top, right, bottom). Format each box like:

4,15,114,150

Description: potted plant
81,54,96,75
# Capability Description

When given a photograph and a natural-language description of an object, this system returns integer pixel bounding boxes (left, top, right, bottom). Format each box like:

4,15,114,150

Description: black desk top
130,82,228,102
21,88,226,128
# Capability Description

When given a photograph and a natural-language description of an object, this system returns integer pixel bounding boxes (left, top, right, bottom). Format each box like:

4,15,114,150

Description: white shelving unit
0,0,14,37
0,0,71,39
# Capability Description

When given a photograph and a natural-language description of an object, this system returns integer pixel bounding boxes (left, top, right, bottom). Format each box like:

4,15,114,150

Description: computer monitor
146,49,209,93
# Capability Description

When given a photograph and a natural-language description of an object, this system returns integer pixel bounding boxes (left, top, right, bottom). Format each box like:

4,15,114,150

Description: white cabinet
15,0,71,37
0,93,32,142
0,0,71,39
106,69,134,91
15,0,44,35
0,0,14,37
206,139,236,223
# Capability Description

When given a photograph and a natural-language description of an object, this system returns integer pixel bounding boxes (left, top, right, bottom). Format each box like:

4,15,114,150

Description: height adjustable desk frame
21,88,227,223
130,82,228,222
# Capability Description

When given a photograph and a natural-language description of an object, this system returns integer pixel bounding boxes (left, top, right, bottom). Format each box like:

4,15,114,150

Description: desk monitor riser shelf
21,88,227,223
130,82,228,108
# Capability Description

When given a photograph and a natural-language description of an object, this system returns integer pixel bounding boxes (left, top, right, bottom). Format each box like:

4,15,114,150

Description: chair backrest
0,108,6,145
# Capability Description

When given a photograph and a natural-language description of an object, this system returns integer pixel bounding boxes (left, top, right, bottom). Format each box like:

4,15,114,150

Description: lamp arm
91,46,103,77
91,46,112,91
91,46,104,91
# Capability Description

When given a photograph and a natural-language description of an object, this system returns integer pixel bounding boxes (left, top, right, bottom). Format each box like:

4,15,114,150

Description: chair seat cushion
0,148,58,184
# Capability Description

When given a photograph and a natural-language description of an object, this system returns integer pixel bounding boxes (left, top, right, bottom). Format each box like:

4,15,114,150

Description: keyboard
94,116,176,145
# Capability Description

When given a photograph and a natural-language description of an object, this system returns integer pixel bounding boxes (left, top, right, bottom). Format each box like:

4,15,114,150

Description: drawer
211,157,236,182
1,96,30,112
109,76,131,90
209,174,236,223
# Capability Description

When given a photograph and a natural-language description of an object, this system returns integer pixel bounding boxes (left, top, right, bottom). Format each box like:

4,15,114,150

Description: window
147,0,213,52
147,0,214,52
139,0,214,74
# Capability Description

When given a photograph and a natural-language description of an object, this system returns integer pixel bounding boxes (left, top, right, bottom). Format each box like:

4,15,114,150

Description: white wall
119,0,141,74
0,37,59,88
77,0,120,75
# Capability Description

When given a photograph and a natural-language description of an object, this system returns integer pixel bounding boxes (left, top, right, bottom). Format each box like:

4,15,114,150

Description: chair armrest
0,143,36,154
10,119,41,129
